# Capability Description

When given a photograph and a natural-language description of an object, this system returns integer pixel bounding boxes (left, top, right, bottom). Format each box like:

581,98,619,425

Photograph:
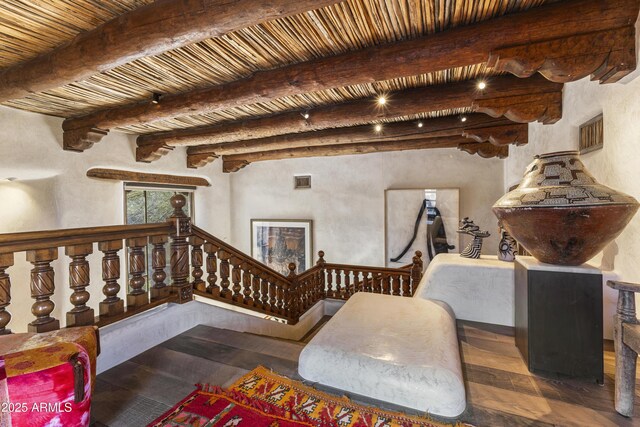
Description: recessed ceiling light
477,81,487,90
374,124,383,132
377,96,386,106
302,112,310,120
460,116,467,122
418,122,424,128
151,93,162,104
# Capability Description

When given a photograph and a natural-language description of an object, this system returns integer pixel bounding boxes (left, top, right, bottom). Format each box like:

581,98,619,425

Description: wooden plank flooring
91,320,640,427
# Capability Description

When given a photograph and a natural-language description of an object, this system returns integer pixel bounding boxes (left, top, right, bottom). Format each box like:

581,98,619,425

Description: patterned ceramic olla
493,151,639,265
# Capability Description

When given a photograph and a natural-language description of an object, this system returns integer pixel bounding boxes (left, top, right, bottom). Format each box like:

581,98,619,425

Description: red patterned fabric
0,327,98,427
149,386,314,427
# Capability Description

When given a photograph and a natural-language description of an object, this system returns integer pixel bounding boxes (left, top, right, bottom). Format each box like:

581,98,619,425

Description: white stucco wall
504,75,640,338
227,149,505,267
0,106,231,332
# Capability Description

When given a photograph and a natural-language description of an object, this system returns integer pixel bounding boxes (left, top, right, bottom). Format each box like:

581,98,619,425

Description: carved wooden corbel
136,142,174,163
63,127,108,152
187,152,219,169
462,123,528,146
222,159,250,173
489,26,636,84
473,91,562,125
458,142,509,159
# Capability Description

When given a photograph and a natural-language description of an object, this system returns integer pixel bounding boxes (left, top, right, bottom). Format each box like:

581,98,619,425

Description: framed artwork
251,220,313,275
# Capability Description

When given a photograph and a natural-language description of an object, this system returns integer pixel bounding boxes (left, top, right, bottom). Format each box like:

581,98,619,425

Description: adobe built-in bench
413,253,515,326
298,293,466,417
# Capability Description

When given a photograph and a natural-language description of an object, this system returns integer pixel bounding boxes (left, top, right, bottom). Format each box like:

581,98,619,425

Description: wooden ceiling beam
138,74,556,161
63,0,637,151
0,0,341,102
185,114,520,159
219,137,508,172
188,117,524,169
220,137,473,172
458,142,509,159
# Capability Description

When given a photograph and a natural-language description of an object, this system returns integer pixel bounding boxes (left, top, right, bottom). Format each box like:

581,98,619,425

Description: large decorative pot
493,151,639,265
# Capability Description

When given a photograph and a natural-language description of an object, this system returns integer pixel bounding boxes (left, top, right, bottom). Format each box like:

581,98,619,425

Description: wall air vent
294,175,311,189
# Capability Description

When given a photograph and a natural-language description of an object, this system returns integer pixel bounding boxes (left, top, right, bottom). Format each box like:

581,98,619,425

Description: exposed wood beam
185,114,524,166
220,137,468,172
63,0,638,150
462,123,528,147
458,142,509,159
0,0,341,102
187,114,528,170
139,74,556,161
86,168,209,187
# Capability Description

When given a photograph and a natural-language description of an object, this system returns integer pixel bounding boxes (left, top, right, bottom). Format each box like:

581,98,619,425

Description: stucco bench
413,253,515,326
298,293,466,417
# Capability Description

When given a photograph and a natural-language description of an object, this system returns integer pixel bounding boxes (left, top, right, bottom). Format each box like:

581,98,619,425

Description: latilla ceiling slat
0,0,556,133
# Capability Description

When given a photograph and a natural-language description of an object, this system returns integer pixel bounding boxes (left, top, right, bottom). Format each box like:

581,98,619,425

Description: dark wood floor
91,318,640,427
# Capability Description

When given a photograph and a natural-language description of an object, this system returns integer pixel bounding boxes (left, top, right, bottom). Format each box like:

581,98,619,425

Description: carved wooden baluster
326,268,334,298
150,235,169,300
26,248,60,333
204,243,219,296
127,237,149,309
98,240,124,317
276,279,286,316
260,274,270,310
411,250,423,296
391,274,401,296
190,236,205,292
335,269,342,298
269,280,277,313
251,268,261,307
0,253,14,334
66,244,95,327
286,263,297,318
373,273,382,293
402,274,411,297
316,251,326,298
241,262,252,305
362,273,370,293
169,194,192,303
230,257,242,302
382,274,391,295
344,270,352,298
218,249,231,299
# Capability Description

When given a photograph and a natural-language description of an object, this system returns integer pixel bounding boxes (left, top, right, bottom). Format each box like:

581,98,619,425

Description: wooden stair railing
0,194,196,333
189,225,297,321
0,194,425,332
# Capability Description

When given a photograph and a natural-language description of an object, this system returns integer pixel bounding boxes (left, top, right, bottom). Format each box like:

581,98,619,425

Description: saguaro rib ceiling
0,0,344,101
1,0,552,131
58,0,637,140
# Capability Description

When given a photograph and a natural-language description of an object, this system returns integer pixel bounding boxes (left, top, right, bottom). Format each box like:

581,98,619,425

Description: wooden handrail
191,225,289,282
297,264,322,281
0,223,170,253
324,263,411,275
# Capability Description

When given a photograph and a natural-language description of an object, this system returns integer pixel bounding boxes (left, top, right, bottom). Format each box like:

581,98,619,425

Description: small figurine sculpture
497,222,517,262
457,217,490,259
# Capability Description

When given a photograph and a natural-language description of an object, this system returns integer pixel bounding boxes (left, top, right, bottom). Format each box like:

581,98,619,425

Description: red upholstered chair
0,326,99,427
